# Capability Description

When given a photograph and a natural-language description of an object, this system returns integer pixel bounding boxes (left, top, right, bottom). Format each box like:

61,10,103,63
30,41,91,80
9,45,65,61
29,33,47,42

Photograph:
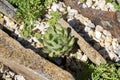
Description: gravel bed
0,0,120,64
0,63,25,80
78,0,116,11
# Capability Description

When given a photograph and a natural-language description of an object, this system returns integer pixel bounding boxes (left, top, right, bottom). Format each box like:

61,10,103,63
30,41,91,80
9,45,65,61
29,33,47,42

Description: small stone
95,31,102,40
91,0,99,9
81,54,88,62
86,0,93,7
0,64,4,73
104,37,112,47
9,71,15,77
35,42,44,48
105,46,118,60
6,74,10,78
92,0,106,10
59,7,65,12
101,20,112,29
112,38,119,50
75,14,91,27
93,37,100,42
99,0,106,10
103,30,112,37
88,29,94,37
101,34,106,41
0,18,5,24
84,26,91,32
4,16,9,21
95,25,103,32
116,49,120,57
2,74,6,79
105,41,111,47
102,5,109,11
18,24,24,30
14,75,25,80
76,49,82,60
82,3,88,8
5,77,12,80
105,36,112,43
51,2,59,11
58,2,66,12
114,57,120,63
100,41,105,47
106,3,116,11
45,14,51,19
8,21,15,29
68,9,78,17
4,16,11,27
86,20,95,28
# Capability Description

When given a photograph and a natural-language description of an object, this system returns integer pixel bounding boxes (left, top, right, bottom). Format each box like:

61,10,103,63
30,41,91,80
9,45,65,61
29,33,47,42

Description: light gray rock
82,3,88,8
80,54,88,62
116,48,120,57
103,30,112,37
51,2,59,11
84,26,91,32
95,25,103,32
88,29,94,37
95,31,102,40
68,9,78,17
112,38,119,50
105,46,118,60
14,75,26,80
86,0,93,7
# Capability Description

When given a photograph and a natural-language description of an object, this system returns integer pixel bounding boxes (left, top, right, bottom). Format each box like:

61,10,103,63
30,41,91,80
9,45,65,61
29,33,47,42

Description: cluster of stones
79,0,116,11
0,63,25,80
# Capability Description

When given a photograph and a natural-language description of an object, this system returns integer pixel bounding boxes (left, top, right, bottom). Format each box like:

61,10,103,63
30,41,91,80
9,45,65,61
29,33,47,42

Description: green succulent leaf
49,52,54,57
34,33,41,39
68,37,75,47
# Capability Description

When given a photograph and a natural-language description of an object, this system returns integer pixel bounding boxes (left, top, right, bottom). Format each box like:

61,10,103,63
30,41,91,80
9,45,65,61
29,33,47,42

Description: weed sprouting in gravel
7,0,57,38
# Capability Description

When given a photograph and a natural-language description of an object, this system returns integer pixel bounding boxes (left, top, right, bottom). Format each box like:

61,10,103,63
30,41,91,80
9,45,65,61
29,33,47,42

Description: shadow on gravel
1,24,39,52
67,18,109,59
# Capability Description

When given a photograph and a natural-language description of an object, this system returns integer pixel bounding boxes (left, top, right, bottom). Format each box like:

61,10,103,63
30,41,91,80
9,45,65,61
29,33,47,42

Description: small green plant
77,63,120,80
106,0,120,11
92,63,120,80
7,0,57,38
48,11,61,27
41,23,75,57
79,0,85,3
39,11,75,57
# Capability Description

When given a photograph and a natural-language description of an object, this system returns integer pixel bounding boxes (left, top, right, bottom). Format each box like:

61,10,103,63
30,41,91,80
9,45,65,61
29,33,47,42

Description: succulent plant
41,23,75,57
92,63,120,80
